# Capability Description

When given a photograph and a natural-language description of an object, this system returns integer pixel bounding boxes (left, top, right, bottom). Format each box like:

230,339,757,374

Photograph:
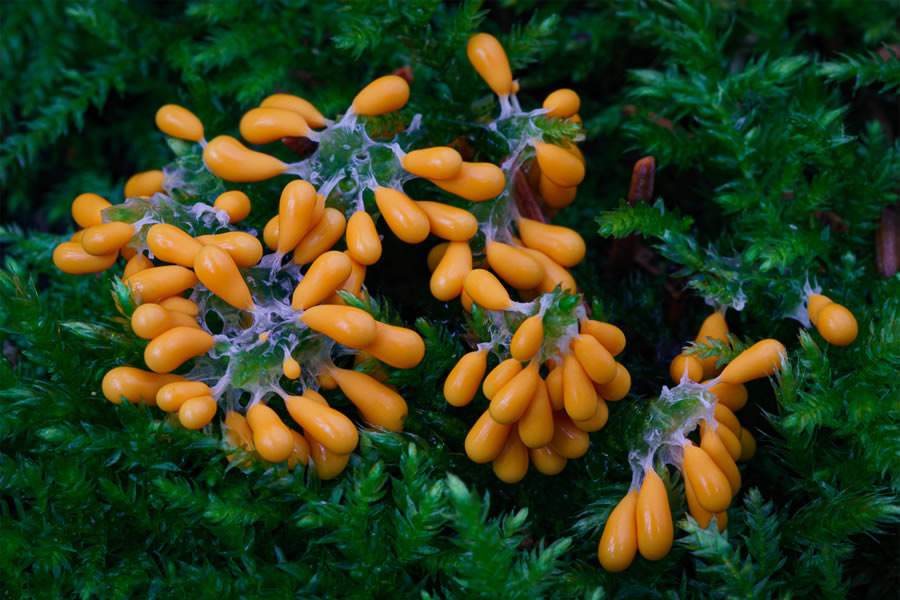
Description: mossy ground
1,1,898,598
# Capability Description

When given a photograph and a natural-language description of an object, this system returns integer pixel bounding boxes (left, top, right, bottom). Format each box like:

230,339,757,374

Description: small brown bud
876,206,899,278
513,168,545,223
392,66,414,84
628,156,656,206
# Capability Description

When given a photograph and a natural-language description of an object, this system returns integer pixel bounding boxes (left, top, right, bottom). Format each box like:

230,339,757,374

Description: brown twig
513,168,546,223
876,206,899,278
813,210,849,233
610,156,657,271
392,66,414,84
628,156,656,206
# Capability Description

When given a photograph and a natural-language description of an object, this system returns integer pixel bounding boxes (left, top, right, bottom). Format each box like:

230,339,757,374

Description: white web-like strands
627,377,718,490
466,97,591,366
114,108,437,419
728,285,748,311
184,259,339,414
112,92,573,427
259,111,424,280
481,298,539,358
100,184,344,416
693,252,748,312
285,110,422,215
480,105,548,246
101,193,236,260
544,296,587,363
85,87,575,448
711,283,748,312
787,276,823,328
479,290,586,368
186,201,231,229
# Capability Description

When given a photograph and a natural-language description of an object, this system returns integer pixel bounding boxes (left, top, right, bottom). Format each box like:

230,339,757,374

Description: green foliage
597,199,694,239
2,0,899,598
677,490,789,599
819,47,900,92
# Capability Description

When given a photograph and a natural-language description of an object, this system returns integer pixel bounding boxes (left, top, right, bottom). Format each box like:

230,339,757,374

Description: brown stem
813,210,849,233
610,156,657,271
513,168,546,223
876,206,899,278
628,156,656,206
392,66,414,84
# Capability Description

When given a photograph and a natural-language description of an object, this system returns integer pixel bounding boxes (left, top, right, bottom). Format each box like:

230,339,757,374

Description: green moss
1,0,898,597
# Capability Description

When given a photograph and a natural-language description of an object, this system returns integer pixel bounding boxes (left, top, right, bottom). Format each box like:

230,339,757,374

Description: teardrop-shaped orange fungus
124,170,165,198
466,33,513,97
260,93,329,128
429,162,506,202
240,107,312,144
718,339,785,384
194,245,254,310
402,147,463,180
597,490,638,572
635,469,674,561
351,76,410,116
155,104,204,142
203,135,287,182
